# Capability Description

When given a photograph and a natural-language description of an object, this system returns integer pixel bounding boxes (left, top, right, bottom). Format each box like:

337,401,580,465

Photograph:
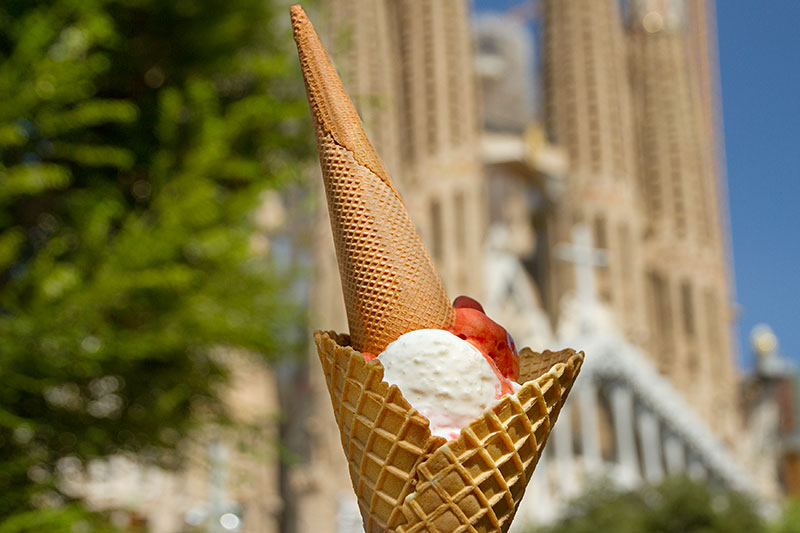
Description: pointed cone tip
289,2,395,192
290,4,309,33
291,3,455,348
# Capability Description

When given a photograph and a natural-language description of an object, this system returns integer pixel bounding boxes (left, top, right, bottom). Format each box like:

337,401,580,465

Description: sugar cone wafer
292,5,455,355
315,331,447,532
315,331,584,532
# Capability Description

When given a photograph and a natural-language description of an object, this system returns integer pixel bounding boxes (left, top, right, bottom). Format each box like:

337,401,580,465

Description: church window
593,215,608,249
591,148,601,172
394,5,416,165
454,191,466,250
648,272,672,358
594,215,611,304
430,198,443,263
619,223,632,281
597,388,617,462
633,406,647,478
478,35,500,55
571,407,582,456
422,4,438,155
445,4,462,146
681,281,695,339
705,288,721,350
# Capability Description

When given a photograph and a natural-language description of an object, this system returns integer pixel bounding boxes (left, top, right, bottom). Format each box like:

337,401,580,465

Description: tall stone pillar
664,432,687,475
688,452,708,480
515,451,554,525
542,0,647,343
578,379,602,471
629,0,740,444
390,0,486,299
551,401,577,493
637,408,664,482
610,385,640,486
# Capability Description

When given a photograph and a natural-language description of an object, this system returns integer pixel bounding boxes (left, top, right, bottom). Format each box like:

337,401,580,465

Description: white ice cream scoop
378,329,507,440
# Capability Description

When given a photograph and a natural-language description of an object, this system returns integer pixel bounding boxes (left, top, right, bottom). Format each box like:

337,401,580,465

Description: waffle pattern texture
315,331,584,533
292,5,455,355
315,331,447,532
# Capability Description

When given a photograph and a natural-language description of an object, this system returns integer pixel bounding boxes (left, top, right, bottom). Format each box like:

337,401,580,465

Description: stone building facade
541,0,649,351
627,0,738,443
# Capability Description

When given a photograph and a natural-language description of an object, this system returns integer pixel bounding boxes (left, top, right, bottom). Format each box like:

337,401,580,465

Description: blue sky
716,2,800,368
473,1,800,368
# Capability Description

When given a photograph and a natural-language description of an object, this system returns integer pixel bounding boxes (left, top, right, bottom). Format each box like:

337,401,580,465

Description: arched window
648,271,672,365
705,288,720,349
454,191,466,250
594,215,611,303
597,387,617,462
680,281,695,340
430,198,443,263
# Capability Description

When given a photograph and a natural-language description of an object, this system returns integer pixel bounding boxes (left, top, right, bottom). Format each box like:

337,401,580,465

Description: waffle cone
292,5,455,355
315,331,584,532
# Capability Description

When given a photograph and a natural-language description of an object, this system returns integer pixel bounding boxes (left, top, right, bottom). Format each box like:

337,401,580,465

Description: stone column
336,494,364,533
551,400,576,494
663,432,686,475
517,452,552,525
578,379,602,471
636,408,664,482
610,384,639,486
688,452,707,480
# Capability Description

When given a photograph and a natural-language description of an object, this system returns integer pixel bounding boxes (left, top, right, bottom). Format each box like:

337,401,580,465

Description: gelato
378,329,518,440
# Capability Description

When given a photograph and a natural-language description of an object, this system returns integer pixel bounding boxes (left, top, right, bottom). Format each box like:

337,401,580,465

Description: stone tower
542,0,648,342
628,0,738,442
386,0,485,298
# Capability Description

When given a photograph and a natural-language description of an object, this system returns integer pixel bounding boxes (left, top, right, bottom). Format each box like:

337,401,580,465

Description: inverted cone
292,5,455,355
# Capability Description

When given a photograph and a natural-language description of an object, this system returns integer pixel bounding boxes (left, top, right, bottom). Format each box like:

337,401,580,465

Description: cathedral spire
542,0,647,343
628,0,739,441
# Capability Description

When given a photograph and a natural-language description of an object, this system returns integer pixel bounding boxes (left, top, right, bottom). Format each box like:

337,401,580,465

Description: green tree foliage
0,504,118,533
771,499,800,533
0,0,310,523
534,477,765,533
